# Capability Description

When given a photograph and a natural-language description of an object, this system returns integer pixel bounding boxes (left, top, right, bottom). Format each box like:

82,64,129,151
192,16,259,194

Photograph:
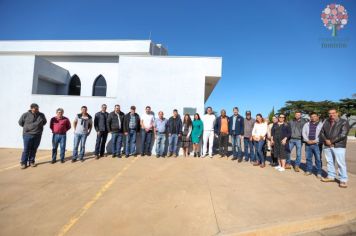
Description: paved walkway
0,142,355,236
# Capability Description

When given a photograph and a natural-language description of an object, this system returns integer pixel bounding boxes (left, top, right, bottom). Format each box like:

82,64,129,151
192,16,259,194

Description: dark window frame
92,75,107,97
68,74,81,96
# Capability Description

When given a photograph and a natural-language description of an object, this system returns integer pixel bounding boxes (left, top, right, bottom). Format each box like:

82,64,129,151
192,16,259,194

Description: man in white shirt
202,107,216,158
140,106,155,156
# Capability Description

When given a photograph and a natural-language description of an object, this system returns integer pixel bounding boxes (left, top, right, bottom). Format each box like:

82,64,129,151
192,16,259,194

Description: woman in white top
252,114,268,168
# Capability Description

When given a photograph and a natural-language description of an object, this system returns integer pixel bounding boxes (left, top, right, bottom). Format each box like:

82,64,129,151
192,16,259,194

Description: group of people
18,103,350,188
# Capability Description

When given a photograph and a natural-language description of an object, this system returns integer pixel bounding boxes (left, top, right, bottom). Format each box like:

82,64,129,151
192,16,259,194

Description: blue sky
0,0,355,117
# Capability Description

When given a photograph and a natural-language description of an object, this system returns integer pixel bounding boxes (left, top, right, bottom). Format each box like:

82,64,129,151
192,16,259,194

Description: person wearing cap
229,107,244,161
243,111,255,162
72,106,93,162
18,103,47,169
123,106,141,157
94,104,109,159
140,106,155,157
49,108,71,164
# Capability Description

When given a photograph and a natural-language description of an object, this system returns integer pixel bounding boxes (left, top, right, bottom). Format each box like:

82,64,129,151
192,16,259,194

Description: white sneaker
209,155,213,158
274,165,281,170
278,167,285,172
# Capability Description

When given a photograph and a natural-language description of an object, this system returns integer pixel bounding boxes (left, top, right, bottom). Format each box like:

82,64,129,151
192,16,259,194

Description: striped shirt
308,122,319,140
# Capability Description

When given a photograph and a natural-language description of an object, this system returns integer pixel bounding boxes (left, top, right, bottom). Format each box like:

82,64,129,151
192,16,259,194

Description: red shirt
50,116,71,134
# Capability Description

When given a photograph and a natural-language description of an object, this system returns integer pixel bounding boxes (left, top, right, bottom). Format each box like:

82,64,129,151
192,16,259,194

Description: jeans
244,137,255,161
305,144,322,175
52,134,66,161
95,131,108,156
125,129,137,155
73,133,88,160
324,147,348,182
111,132,123,155
141,129,153,155
287,138,302,166
219,133,229,156
155,133,166,156
231,134,242,158
254,140,265,164
202,130,214,156
21,134,42,165
168,134,179,155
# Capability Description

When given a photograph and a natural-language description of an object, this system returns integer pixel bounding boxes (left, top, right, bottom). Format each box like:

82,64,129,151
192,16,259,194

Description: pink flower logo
321,4,348,37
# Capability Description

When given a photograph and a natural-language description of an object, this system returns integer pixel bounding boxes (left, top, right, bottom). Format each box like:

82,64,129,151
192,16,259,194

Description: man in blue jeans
320,108,349,188
302,112,323,178
50,108,71,163
167,109,182,157
123,106,141,157
229,107,244,161
154,111,168,157
18,103,47,169
287,111,307,171
72,106,92,162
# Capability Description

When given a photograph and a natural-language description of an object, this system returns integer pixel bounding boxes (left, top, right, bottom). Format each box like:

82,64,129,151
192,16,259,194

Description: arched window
68,74,81,96
92,75,107,96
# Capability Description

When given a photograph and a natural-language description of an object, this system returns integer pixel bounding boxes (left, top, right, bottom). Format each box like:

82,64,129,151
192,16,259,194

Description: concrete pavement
0,142,355,236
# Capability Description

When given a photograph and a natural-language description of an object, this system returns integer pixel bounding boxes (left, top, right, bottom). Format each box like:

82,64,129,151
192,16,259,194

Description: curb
218,209,356,236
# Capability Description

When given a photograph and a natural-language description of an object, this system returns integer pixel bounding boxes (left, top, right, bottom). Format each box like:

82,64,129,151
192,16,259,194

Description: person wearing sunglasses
271,114,291,172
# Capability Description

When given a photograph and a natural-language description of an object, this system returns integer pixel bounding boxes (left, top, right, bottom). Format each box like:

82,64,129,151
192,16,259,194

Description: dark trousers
95,131,108,156
219,133,229,156
21,134,42,165
141,129,153,155
52,134,66,161
271,146,277,164
318,143,323,166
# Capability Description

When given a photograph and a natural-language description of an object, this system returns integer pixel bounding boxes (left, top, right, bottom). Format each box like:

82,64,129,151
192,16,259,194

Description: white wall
44,56,119,97
116,56,222,117
0,40,153,55
0,54,222,156
0,55,36,149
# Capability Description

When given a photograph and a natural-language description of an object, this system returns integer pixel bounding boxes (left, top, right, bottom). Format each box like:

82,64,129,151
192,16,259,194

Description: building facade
0,40,222,153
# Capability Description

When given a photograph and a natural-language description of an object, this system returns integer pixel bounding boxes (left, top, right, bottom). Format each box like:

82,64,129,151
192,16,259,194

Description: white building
0,40,222,153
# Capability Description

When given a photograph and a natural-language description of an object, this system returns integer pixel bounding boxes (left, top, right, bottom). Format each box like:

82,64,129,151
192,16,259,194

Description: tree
278,100,337,120
339,98,356,120
268,107,275,123
277,99,355,121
